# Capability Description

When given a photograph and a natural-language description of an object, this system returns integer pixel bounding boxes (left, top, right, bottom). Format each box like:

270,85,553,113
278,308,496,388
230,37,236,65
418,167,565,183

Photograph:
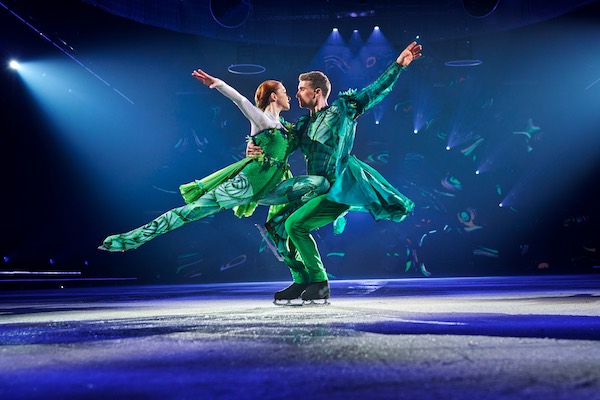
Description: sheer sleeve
216,81,277,134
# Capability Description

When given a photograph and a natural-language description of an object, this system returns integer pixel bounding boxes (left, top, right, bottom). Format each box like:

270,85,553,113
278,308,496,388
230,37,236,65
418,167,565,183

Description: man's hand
246,140,264,157
396,41,423,67
192,68,221,88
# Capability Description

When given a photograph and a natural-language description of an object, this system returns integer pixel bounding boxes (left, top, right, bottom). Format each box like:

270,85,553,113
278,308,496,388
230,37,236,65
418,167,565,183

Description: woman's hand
192,68,221,88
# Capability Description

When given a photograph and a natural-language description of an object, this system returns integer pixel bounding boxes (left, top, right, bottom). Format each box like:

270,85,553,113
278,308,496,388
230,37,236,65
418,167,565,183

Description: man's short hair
298,71,331,99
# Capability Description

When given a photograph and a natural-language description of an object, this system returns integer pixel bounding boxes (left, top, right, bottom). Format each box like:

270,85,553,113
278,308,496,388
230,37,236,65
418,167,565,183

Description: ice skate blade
301,299,331,306
273,299,304,307
256,224,284,262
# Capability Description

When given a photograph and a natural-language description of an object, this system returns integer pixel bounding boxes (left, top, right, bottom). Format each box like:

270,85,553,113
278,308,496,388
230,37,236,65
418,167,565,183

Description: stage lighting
227,63,266,75
463,0,499,18
9,60,20,70
209,0,251,28
446,146,451,151
475,170,480,175
374,26,380,30
333,28,338,32
413,129,418,134
445,60,483,67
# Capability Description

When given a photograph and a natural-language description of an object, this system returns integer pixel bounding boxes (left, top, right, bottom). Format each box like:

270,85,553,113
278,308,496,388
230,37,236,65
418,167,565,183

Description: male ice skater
249,41,422,304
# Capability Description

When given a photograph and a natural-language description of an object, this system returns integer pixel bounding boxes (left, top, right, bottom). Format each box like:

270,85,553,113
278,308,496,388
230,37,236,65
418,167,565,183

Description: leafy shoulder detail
338,88,357,98
280,118,294,131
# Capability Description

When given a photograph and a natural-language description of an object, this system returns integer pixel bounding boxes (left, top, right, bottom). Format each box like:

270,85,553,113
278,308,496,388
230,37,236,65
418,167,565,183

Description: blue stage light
227,63,266,75
445,59,483,67
9,60,20,70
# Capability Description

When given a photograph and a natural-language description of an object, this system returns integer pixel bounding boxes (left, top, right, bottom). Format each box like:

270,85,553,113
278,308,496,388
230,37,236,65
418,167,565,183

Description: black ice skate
301,281,330,305
273,283,309,306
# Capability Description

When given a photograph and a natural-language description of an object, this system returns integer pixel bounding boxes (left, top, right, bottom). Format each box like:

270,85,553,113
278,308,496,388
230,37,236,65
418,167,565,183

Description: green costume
266,62,415,285
100,78,329,253
100,125,330,252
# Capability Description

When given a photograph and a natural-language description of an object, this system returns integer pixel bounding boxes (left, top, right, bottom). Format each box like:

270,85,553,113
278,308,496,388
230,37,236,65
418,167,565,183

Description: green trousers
281,195,349,283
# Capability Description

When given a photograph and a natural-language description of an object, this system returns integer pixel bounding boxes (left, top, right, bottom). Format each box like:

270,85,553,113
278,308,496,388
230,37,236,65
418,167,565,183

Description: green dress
100,123,329,252
180,123,298,218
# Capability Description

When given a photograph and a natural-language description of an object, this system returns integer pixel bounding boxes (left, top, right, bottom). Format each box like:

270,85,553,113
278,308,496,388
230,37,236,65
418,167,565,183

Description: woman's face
274,83,291,111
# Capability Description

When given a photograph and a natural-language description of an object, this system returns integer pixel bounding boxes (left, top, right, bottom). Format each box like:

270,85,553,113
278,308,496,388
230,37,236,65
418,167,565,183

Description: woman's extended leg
100,173,254,252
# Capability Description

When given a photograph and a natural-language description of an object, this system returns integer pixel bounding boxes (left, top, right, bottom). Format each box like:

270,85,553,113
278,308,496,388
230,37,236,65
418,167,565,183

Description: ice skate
255,224,284,262
98,245,127,253
273,283,309,306
301,281,331,305
97,241,135,252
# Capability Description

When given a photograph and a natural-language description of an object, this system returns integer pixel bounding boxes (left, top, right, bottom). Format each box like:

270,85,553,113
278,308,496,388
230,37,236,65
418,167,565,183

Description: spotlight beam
585,77,600,91
0,1,134,104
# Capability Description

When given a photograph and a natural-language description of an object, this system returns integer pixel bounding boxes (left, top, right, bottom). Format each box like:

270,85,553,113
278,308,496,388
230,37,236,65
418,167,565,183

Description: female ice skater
99,69,329,252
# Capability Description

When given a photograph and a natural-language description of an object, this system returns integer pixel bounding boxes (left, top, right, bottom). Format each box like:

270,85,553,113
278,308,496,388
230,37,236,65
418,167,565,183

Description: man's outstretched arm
352,41,422,116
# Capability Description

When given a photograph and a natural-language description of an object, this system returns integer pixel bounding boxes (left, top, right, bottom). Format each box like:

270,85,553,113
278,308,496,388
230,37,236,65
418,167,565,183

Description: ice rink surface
1,275,599,399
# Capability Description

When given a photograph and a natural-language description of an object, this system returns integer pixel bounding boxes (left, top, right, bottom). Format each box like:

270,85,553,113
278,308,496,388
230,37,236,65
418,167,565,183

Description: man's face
296,80,316,109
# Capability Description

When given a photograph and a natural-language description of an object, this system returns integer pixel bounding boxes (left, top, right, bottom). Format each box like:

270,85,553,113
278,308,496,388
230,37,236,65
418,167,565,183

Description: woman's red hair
254,80,281,111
